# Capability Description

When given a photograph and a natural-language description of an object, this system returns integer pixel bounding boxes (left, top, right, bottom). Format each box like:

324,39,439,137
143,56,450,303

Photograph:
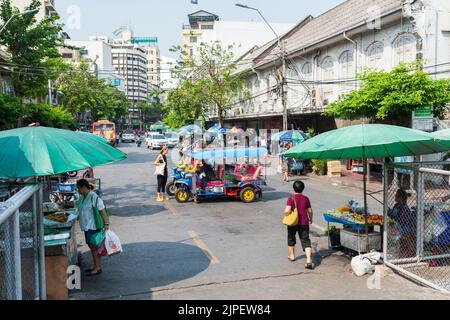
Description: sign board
412,105,434,132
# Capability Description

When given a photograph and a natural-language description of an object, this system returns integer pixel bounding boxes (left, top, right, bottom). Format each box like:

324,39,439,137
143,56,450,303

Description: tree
169,42,249,127
324,62,450,125
22,103,75,129
57,62,130,124
0,0,66,100
164,79,209,128
0,94,21,129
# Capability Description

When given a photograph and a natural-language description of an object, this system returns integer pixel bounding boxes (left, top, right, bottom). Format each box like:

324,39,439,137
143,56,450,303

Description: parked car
165,132,179,148
121,133,135,143
146,133,168,150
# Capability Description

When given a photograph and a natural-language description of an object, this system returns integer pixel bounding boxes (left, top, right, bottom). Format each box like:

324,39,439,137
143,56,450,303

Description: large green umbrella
430,129,450,141
0,126,127,178
76,131,109,144
283,124,450,251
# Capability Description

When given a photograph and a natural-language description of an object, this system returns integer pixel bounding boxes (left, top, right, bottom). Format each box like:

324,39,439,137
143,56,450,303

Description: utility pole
236,3,288,130
281,40,288,131
48,80,52,105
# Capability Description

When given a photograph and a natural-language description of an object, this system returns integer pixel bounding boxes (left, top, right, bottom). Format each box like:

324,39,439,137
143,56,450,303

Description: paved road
70,144,449,300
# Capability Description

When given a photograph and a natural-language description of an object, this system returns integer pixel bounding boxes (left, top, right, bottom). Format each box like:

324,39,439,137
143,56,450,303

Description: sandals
305,262,314,270
86,269,102,276
288,256,296,262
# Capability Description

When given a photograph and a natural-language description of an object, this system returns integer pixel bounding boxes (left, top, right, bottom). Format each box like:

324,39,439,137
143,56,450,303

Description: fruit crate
340,228,381,253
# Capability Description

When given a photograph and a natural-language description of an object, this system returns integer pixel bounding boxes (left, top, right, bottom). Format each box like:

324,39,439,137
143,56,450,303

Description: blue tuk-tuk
174,147,267,203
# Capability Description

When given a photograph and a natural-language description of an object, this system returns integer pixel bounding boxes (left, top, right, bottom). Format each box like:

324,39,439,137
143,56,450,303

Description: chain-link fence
0,185,46,300
384,162,450,293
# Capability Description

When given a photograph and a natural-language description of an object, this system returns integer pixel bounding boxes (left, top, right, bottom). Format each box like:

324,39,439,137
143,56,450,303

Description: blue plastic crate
57,183,76,193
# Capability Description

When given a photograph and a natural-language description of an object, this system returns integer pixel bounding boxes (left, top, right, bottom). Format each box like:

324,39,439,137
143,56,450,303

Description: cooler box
340,228,381,253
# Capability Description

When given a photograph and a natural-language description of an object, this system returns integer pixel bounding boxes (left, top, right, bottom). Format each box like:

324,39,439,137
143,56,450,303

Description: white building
218,0,450,132
182,10,294,60
160,56,180,90
12,0,58,20
64,38,125,93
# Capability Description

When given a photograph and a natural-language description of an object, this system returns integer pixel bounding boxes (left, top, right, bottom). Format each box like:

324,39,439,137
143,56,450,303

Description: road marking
164,201,178,215
188,230,220,265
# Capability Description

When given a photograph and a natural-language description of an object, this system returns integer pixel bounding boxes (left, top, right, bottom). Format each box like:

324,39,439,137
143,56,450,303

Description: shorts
282,162,289,172
287,225,312,250
85,229,102,248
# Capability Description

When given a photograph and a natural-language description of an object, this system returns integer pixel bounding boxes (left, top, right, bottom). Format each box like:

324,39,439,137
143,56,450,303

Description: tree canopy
324,62,450,124
166,42,249,127
0,0,66,99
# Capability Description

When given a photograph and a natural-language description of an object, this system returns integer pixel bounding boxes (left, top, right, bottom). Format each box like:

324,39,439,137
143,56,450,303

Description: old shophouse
212,0,450,132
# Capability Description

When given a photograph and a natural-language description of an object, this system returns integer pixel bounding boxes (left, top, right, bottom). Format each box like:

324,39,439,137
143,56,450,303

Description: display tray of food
44,210,78,228
43,202,60,214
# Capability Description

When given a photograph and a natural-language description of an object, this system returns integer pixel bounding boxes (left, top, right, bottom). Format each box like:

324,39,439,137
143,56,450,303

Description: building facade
64,38,125,93
146,45,161,89
216,0,450,132
12,0,59,20
182,10,294,61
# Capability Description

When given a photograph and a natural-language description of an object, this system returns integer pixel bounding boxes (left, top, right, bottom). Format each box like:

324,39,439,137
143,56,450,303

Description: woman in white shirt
76,179,109,276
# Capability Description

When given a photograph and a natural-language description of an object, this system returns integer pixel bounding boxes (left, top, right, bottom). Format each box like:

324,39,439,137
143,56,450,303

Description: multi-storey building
145,45,160,89
182,10,294,61
12,0,58,19
64,38,125,93
217,0,450,132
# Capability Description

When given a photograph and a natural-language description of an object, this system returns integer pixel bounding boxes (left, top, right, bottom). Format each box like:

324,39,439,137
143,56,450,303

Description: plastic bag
351,251,382,276
97,239,107,257
105,230,123,256
90,230,105,249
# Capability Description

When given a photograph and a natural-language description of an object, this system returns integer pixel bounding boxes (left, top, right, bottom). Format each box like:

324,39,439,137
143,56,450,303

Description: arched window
366,42,384,68
393,34,416,65
339,50,354,93
301,62,312,78
321,57,334,79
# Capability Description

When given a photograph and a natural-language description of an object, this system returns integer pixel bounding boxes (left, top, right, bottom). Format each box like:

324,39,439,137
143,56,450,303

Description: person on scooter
198,160,215,192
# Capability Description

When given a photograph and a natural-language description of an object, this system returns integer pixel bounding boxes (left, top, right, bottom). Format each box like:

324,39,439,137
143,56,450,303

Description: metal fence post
37,186,46,300
5,209,22,300
383,164,388,262
416,170,424,263
32,191,39,300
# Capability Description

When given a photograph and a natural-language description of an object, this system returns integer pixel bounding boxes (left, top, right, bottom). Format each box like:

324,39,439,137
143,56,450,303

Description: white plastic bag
351,253,380,277
105,230,123,256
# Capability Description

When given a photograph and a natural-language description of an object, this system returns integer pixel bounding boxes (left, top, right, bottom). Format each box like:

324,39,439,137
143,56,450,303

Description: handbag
154,156,166,176
92,194,110,230
283,195,299,226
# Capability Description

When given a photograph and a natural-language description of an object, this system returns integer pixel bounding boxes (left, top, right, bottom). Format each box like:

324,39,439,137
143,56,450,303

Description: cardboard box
327,161,342,177
45,256,68,300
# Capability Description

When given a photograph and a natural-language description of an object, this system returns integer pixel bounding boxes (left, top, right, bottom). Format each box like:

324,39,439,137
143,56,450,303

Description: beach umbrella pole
362,147,370,252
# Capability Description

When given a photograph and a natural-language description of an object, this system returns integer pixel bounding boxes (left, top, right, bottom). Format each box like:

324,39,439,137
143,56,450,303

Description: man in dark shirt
199,160,215,192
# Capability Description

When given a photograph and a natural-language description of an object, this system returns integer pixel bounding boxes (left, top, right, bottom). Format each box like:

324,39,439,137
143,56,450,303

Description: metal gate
0,185,46,300
383,162,450,293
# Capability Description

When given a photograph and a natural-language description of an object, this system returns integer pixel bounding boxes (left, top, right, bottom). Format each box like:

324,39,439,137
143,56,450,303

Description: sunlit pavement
69,144,450,300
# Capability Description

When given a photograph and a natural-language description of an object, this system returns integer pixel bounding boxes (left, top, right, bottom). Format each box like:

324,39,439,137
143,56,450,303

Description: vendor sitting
198,160,216,192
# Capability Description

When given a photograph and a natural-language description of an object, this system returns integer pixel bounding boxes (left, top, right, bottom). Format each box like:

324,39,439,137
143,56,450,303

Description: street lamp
235,3,288,130
0,8,39,34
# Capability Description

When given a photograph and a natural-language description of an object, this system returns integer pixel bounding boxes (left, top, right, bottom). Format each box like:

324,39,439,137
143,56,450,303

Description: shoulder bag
92,193,110,230
154,156,166,176
283,195,299,226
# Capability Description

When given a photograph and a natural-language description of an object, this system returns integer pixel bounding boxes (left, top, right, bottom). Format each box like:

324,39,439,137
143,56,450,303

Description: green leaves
57,62,130,124
0,0,65,98
324,62,450,124
22,103,75,129
166,42,248,127
0,94,21,129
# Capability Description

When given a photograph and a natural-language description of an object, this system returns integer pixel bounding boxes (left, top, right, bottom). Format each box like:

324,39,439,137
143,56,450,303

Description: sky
55,0,344,59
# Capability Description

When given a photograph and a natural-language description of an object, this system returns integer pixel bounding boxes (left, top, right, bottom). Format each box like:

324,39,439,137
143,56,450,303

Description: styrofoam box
340,228,381,253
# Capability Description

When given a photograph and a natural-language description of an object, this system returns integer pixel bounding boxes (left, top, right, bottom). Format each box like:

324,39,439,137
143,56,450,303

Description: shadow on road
261,191,291,202
75,241,211,300
108,204,166,217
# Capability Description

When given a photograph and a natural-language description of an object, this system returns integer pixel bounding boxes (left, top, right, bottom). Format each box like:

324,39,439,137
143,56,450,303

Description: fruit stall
324,200,385,253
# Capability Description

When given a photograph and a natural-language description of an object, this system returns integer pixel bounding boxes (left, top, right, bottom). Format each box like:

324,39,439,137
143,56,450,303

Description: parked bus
92,120,116,145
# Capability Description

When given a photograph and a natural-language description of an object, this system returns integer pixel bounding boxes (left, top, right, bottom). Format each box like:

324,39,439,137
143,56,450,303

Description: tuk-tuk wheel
166,182,177,196
175,189,191,203
240,187,256,203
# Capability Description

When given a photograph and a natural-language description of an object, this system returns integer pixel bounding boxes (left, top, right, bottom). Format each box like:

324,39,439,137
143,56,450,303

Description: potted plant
325,225,341,248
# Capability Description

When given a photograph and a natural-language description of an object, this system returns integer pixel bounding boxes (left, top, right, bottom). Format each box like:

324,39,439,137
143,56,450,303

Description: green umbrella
271,130,308,143
430,129,450,141
150,124,167,131
0,126,127,178
76,131,109,144
283,124,450,252
283,124,449,159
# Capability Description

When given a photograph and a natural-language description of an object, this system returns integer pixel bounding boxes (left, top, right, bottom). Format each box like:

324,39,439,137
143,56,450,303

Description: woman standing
284,180,314,269
75,179,109,276
155,146,169,202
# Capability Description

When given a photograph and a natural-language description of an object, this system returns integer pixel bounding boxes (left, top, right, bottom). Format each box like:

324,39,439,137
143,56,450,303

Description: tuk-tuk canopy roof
189,147,267,160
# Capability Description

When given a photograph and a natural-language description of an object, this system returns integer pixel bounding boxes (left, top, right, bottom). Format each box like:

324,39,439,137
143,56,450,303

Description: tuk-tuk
174,147,267,204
